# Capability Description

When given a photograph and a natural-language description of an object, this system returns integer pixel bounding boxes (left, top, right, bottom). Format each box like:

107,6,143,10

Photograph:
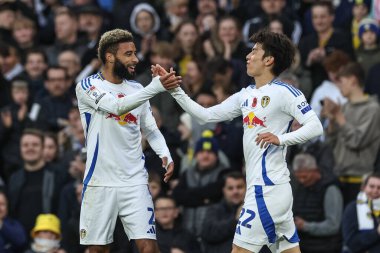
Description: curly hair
250,30,295,76
98,29,134,64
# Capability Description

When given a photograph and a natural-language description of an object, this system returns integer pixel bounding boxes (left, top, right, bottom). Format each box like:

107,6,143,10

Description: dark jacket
172,162,228,236
342,201,380,253
201,200,239,253
0,218,27,253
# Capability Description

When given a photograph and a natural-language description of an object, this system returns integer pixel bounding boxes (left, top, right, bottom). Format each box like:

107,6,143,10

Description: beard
113,58,135,80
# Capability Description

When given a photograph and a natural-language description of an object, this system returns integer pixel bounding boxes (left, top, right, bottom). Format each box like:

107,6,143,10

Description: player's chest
104,88,142,127
240,90,281,129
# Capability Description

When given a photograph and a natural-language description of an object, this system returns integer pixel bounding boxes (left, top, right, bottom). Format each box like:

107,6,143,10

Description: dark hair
22,128,44,144
323,50,351,73
24,48,48,65
312,0,335,15
363,172,380,187
98,29,134,64
154,195,177,207
250,30,295,76
337,62,365,87
44,65,68,80
223,171,245,187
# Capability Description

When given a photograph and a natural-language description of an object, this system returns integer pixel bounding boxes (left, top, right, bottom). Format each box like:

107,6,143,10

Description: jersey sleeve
169,87,243,124
75,76,166,116
278,88,323,146
140,102,173,168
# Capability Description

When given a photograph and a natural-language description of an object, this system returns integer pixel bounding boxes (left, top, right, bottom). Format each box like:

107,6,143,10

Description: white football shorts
233,183,299,251
79,184,156,245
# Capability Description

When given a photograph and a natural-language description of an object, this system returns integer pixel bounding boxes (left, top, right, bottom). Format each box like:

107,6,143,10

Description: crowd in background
1,0,380,252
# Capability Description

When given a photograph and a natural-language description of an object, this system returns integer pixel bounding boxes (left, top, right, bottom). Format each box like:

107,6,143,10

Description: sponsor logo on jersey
261,96,270,108
243,112,266,128
106,112,138,125
297,101,311,114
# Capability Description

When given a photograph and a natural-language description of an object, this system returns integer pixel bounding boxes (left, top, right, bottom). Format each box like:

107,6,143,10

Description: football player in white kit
75,29,181,253
154,30,323,253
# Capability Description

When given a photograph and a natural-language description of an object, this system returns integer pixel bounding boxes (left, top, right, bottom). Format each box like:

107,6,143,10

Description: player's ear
106,52,115,64
264,56,274,66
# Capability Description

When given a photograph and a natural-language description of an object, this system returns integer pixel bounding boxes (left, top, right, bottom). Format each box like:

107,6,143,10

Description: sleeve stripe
81,80,86,90
273,81,301,97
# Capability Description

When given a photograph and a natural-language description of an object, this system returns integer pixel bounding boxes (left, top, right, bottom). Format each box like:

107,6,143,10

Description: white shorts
79,185,156,245
233,183,299,250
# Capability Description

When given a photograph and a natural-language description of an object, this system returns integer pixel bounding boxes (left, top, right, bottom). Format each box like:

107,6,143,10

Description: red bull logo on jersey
243,112,266,128
106,112,138,126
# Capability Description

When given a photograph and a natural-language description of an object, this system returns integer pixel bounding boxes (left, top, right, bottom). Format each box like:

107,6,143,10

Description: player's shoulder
125,79,144,89
77,73,103,91
270,79,303,98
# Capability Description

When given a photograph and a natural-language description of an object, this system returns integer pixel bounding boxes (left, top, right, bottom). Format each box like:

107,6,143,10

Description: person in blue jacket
0,190,27,253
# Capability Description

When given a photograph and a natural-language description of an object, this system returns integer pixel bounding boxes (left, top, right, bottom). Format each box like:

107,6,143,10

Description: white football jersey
76,73,169,187
171,79,319,187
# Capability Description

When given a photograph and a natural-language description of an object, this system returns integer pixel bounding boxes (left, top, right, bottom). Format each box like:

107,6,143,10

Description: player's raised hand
255,132,280,148
160,71,182,90
162,157,174,183
151,64,167,77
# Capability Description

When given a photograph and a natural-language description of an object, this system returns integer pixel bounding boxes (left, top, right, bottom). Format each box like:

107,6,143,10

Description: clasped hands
152,64,182,90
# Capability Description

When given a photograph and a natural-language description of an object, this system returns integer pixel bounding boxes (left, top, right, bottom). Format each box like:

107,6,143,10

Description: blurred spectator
35,66,74,132
11,17,38,61
17,49,48,101
8,129,62,238
149,172,162,201
129,3,160,62
25,214,66,253
155,196,198,253
136,42,181,132
342,172,380,253
76,4,103,74
0,72,11,109
172,133,229,238
170,231,201,253
0,190,27,253
299,1,354,90
0,80,33,179
310,50,350,119
286,120,336,182
45,8,87,65
162,0,189,36
172,20,203,76
57,50,81,87
201,171,246,253
370,0,380,22
351,0,370,50
182,60,206,99
355,18,380,75
204,16,249,62
43,132,60,166
292,153,343,253
58,181,84,253
322,62,380,205
242,0,301,46
0,2,17,44
365,61,380,99
0,43,24,81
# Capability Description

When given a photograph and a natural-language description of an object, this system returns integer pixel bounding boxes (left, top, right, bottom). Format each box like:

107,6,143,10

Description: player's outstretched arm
76,71,181,116
151,64,242,124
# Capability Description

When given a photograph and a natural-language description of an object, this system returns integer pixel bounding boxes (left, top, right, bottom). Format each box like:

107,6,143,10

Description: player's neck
101,67,123,84
254,72,275,88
